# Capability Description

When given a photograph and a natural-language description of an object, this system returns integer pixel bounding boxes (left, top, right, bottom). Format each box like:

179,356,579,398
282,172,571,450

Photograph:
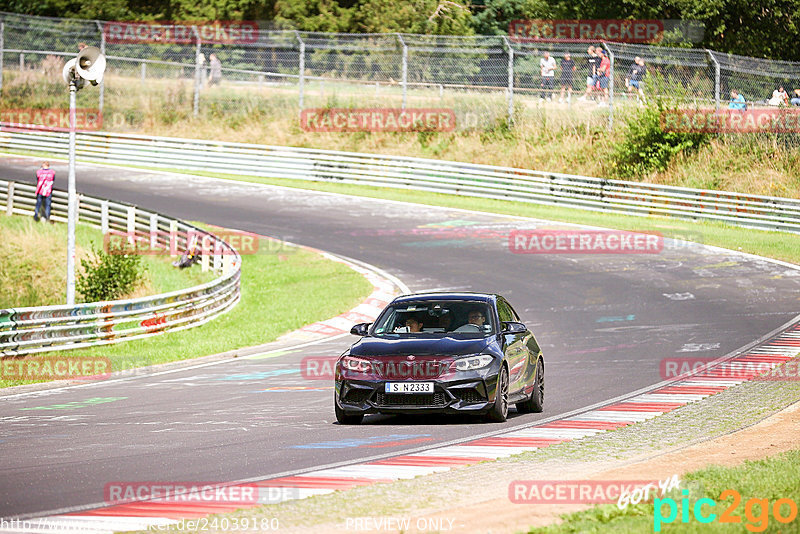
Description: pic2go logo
654,489,798,532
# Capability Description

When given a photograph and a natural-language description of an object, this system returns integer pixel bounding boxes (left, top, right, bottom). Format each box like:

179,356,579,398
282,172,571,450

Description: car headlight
341,356,371,373
452,354,494,371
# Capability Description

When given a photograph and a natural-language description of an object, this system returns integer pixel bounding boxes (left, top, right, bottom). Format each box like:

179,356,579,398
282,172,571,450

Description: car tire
516,359,544,414
335,399,364,425
485,365,509,423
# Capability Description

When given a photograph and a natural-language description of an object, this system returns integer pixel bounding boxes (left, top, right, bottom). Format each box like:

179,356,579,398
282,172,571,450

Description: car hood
349,336,492,357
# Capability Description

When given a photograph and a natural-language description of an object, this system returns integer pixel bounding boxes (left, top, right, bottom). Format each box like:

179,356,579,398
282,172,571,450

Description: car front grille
342,388,373,404
374,392,448,407
451,388,485,404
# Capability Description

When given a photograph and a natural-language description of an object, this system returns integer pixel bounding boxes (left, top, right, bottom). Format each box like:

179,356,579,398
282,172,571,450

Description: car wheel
485,365,509,423
516,359,544,414
335,398,364,425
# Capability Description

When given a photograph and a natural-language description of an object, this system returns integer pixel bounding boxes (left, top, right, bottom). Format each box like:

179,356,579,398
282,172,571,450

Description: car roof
391,292,497,304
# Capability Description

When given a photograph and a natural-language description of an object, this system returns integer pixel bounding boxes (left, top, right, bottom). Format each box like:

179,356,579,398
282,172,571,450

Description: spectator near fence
208,53,222,86
579,46,599,102
596,48,610,106
559,52,576,103
728,90,747,110
34,161,55,223
625,56,647,102
539,51,557,102
768,86,789,106
791,89,800,106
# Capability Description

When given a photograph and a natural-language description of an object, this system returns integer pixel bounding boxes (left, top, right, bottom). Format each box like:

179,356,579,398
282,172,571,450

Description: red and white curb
12,324,799,533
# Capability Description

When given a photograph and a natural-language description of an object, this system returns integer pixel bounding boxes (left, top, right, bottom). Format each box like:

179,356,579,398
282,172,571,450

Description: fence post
502,36,514,123
141,62,146,84
707,49,720,111
192,26,201,117
19,52,23,70
170,220,178,257
126,205,135,245
96,21,105,115
296,31,305,111
603,42,614,131
100,200,108,234
397,34,407,110
5,182,13,215
0,21,5,91
149,212,158,250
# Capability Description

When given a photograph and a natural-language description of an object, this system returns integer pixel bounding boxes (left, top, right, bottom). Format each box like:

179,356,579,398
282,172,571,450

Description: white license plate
385,382,434,394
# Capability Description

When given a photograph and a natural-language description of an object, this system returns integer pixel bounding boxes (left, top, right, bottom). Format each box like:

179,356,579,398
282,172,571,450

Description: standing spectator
728,90,747,110
596,48,611,106
539,51,557,102
625,56,647,102
34,161,55,223
790,89,800,106
558,52,576,103
768,86,789,106
208,53,222,86
578,46,599,101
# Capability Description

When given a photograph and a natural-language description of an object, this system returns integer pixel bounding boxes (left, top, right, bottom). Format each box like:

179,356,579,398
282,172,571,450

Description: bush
76,244,146,302
612,101,708,179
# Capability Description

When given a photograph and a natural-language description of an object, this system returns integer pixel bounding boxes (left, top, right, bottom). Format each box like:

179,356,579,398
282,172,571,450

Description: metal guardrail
2,127,799,234
0,176,241,357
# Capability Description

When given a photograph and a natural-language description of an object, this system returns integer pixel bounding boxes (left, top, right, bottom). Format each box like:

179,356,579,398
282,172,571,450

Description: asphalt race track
1,156,799,519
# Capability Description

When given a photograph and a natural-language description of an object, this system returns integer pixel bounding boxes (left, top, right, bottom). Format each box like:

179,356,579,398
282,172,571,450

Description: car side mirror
350,322,371,336
502,321,527,334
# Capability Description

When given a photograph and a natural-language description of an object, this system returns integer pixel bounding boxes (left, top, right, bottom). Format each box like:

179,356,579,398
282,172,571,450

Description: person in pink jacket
34,161,55,223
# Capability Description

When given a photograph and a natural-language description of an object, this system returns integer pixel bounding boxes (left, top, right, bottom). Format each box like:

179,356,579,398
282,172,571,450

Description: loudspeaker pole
66,80,77,305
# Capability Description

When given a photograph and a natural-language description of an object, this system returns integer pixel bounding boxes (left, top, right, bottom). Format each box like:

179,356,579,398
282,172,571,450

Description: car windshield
372,300,494,336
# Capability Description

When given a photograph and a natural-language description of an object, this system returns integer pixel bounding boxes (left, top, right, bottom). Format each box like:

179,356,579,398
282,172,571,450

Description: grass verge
528,449,800,533
0,231,373,389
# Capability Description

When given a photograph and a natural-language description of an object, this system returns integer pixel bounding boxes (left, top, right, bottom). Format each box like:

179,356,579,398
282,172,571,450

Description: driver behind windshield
467,308,485,326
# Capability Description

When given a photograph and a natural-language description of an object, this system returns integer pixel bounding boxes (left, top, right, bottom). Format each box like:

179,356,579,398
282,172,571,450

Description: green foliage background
1,0,798,61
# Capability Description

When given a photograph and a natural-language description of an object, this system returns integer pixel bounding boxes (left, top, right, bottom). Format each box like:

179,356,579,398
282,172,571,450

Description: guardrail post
169,220,178,257
296,31,305,111
502,36,514,123
201,247,209,272
149,213,158,250
126,205,136,244
213,240,222,272
222,254,232,276
397,34,408,110
100,200,108,233
5,182,13,215
707,49,721,111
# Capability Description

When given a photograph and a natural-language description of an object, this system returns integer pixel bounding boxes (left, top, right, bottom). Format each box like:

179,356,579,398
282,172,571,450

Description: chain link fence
1,11,800,135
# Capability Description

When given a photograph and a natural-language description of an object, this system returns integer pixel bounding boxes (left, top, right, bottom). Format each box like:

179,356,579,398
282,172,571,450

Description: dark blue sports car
334,292,544,424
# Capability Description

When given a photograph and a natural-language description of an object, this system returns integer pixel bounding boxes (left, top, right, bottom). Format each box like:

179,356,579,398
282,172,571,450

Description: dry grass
0,217,90,307
8,69,800,198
